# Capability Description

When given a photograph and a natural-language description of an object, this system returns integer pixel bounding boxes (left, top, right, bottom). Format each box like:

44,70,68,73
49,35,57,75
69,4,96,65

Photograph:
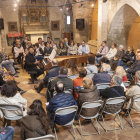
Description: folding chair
68,74,79,80
96,83,111,90
53,89,73,97
0,104,24,127
53,105,78,140
123,81,131,88
48,77,57,83
87,73,96,79
108,71,114,76
77,100,103,137
26,134,55,140
98,96,126,132
124,96,140,128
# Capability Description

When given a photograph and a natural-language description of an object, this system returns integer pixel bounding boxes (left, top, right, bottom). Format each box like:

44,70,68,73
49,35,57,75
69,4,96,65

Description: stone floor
0,65,140,140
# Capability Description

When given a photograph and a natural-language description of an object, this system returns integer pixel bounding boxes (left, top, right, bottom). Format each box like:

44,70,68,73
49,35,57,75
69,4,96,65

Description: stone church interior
0,0,140,140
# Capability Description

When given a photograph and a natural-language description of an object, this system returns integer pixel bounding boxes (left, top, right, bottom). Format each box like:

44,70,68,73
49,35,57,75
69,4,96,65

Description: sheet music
44,56,49,59
49,49,56,61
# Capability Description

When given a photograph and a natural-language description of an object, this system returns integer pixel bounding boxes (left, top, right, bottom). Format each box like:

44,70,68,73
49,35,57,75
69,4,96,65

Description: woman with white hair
110,45,125,69
115,66,128,82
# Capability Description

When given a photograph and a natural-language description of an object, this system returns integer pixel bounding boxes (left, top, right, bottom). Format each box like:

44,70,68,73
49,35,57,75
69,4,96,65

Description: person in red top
73,68,87,100
115,66,128,82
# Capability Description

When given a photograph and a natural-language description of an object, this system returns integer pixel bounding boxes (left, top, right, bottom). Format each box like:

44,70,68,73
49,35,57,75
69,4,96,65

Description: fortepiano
42,54,95,72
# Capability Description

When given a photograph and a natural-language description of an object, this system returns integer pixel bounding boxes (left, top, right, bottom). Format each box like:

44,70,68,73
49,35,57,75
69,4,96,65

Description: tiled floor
0,65,140,140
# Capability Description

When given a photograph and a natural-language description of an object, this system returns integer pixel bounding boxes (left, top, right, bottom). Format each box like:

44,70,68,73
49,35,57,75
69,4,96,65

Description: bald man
34,59,60,93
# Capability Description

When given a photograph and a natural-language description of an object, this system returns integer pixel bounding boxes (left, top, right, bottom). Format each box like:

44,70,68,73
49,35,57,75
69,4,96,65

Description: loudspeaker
0,18,4,30
76,19,84,30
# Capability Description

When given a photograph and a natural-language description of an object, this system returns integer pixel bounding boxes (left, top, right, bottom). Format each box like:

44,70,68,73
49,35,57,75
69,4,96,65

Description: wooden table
42,53,95,72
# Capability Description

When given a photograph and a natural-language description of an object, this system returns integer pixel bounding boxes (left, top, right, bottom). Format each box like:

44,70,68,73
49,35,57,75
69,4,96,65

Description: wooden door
64,33,71,44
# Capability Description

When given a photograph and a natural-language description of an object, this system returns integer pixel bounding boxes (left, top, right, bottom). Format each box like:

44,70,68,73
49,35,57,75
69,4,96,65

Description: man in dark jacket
126,52,140,80
92,64,111,85
47,81,77,126
34,59,60,93
25,46,44,81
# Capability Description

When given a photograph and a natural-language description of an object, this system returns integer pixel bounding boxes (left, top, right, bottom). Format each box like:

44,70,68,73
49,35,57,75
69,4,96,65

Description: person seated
46,37,51,44
26,46,44,82
67,40,77,55
95,41,109,65
50,40,57,51
47,81,77,126
84,56,98,74
125,71,140,112
34,44,44,61
115,66,128,82
65,59,79,75
117,46,135,70
64,38,69,49
35,37,42,47
92,64,111,85
40,41,45,51
110,45,125,69
21,36,28,48
34,59,60,93
105,43,117,61
98,57,110,72
26,41,32,49
12,38,19,53
126,52,140,80
48,66,73,100
44,42,53,56
0,81,27,119
77,77,100,117
100,75,125,113
14,42,24,64
73,68,87,100
57,42,67,56
0,126,14,140
78,40,90,55
20,99,52,140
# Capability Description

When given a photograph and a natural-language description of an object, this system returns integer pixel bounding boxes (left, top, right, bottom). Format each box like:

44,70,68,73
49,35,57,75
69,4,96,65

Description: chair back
87,73,96,79
80,100,103,118
123,81,131,88
96,83,111,90
26,134,55,140
55,105,78,116
68,74,79,80
103,96,126,114
48,77,57,83
64,89,73,94
108,71,114,76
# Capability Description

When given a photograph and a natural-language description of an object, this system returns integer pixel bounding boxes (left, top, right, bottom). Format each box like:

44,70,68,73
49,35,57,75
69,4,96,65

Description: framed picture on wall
8,22,17,32
51,21,60,31
30,10,40,22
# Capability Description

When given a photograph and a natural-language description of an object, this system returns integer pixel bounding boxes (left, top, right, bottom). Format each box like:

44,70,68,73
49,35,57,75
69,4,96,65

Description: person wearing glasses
78,41,90,55
95,41,109,65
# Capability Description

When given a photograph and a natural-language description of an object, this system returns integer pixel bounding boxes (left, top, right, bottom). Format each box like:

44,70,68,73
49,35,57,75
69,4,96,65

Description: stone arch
107,4,139,50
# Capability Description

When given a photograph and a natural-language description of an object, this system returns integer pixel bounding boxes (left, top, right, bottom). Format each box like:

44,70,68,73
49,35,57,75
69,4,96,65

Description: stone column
0,0,2,48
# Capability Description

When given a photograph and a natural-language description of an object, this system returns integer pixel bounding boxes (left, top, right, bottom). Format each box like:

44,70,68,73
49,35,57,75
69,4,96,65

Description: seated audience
0,126,14,140
34,44,43,61
44,42,53,56
78,41,90,55
67,40,77,55
77,77,100,117
20,99,52,140
84,56,98,74
57,42,67,56
14,42,24,63
0,81,27,118
26,46,44,82
98,57,110,72
26,41,32,48
115,66,128,82
48,67,73,99
110,45,125,68
73,68,87,100
106,43,117,60
50,40,57,51
47,81,77,126
40,41,45,51
125,71,140,111
22,36,28,48
92,64,111,85
126,52,140,80
117,46,135,69
101,75,124,98
95,41,109,65
65,59,78,75
12,38,19,53
34,59,60,93
35,37,42,47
